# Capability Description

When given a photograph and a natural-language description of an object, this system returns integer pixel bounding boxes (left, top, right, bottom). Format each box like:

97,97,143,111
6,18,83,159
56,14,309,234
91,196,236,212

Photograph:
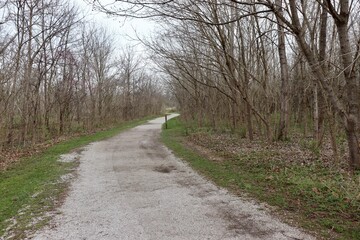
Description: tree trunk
276,0,289,140
335,5,360,170
246,101,253,141
314,83,319,141
315,3,328,144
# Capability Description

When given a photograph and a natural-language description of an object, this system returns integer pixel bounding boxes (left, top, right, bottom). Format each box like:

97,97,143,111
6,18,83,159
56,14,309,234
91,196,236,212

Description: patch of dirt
184,140,227,162
222,210,271,238
153,165,177,173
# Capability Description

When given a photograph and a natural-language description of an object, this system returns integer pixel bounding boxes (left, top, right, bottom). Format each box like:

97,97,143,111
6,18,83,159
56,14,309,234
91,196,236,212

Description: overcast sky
73,0,156,53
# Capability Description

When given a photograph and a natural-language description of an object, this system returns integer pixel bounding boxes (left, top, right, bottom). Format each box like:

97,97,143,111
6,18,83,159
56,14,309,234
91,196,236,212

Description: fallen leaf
312,187,320,194
266,175,274,180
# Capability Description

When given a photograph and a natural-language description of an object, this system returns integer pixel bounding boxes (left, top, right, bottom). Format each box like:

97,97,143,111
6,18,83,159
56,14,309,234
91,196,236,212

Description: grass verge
161,117,360,240
0,116,157,238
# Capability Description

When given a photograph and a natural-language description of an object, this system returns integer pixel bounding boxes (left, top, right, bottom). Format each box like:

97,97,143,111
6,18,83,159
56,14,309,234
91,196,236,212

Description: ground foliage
162,118,360,240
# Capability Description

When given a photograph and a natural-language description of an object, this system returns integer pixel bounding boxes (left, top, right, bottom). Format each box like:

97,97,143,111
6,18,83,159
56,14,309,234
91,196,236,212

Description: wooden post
165,114,168,129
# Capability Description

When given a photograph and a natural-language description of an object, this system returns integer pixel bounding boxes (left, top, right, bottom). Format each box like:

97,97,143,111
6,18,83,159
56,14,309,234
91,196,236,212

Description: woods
2,0,358,170
92,0,360,171
0,0,163,152
1,1,359,238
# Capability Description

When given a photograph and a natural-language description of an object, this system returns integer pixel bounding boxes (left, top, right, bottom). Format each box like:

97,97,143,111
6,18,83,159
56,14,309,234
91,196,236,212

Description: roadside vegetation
0,116,156,239
162,117,360,240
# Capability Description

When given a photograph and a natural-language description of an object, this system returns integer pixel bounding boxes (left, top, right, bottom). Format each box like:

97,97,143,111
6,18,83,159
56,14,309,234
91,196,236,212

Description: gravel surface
32,115,314,240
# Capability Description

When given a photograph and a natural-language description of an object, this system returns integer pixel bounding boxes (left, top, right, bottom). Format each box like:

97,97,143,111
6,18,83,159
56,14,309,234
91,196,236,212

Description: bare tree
0,0,164,152
89,0,360,170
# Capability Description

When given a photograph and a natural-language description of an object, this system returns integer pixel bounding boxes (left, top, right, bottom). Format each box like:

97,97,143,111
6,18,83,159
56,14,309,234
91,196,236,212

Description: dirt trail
33,115,314,240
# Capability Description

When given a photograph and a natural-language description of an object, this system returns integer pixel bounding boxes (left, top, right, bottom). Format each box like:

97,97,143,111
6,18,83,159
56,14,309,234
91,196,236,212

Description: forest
1,0,359,170
90,0,360,171
0,0,163,166
1,0,359,239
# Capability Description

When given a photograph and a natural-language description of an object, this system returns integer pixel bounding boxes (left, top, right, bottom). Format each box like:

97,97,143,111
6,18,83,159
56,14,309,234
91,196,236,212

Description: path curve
33,115,314,240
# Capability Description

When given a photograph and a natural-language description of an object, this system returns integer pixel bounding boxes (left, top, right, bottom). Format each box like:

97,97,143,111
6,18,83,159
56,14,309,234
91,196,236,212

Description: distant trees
91,0,360,170
0,0,163,150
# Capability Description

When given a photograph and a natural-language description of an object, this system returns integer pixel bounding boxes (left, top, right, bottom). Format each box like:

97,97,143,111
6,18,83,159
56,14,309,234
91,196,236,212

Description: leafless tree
89,0,360,170
0,0,164,153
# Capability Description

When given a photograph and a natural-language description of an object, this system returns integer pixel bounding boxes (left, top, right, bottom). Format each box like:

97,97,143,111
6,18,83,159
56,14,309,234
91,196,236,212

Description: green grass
162,117,360,240
0,116,157,238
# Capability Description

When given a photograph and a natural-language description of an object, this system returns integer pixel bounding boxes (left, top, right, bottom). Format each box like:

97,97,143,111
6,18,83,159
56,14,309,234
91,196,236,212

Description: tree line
0,0,164,150
92,0,360,171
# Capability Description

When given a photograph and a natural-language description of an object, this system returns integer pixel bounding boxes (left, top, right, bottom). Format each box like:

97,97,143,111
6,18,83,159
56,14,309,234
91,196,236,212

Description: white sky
73,0,156,54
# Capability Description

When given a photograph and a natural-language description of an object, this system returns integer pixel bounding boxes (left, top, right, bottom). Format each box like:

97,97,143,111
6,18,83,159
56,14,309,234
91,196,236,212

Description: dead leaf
312,187,320,194
266,175,274,180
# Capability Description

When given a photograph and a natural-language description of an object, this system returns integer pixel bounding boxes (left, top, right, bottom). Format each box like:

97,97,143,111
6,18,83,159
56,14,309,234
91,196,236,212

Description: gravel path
33,115,314,240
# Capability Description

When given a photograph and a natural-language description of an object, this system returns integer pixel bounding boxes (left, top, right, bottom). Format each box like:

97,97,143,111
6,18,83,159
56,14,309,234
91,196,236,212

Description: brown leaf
266,175,274,180
312,187,320,194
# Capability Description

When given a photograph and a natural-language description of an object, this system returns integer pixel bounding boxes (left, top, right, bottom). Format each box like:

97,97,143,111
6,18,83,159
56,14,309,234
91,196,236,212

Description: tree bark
275,0,289,141
335,16,360,170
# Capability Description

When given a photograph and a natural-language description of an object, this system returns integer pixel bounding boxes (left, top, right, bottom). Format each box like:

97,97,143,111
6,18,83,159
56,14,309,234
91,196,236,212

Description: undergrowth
161,117,360,240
